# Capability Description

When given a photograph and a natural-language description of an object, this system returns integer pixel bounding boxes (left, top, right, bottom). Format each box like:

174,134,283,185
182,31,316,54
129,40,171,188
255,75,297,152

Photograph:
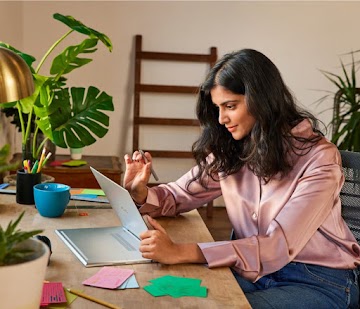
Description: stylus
139,150,159,181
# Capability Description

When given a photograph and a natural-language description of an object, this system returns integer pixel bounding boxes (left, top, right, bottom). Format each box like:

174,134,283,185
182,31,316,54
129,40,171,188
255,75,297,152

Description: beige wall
1,1,359,193
0,2,23,154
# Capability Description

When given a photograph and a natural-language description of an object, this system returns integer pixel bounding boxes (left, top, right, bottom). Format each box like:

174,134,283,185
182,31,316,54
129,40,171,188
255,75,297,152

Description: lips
226,125,237,133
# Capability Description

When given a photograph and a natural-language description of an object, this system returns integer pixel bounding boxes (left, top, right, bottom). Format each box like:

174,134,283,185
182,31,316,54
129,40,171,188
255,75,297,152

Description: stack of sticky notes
40,282,67,306
40,282,69,307
82,266,138,289
70,188,105,199
143,275,207,298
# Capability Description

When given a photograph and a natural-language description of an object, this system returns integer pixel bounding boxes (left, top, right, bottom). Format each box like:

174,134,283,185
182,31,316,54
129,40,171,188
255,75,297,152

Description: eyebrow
213,99,239,106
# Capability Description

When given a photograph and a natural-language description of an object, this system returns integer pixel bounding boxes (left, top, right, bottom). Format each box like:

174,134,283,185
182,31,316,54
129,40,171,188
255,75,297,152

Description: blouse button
252,212,258,220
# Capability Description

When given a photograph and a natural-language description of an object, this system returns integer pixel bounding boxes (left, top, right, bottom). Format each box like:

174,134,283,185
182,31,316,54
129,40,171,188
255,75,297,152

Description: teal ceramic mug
33,183,71,218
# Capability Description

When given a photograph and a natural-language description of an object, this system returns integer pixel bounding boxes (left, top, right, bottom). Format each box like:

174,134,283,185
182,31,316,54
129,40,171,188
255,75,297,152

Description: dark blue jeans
232,262,359,308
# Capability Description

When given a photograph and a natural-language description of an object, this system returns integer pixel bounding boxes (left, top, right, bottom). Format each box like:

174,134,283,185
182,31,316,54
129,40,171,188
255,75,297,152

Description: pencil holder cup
34,183,71,218
16,169,42,205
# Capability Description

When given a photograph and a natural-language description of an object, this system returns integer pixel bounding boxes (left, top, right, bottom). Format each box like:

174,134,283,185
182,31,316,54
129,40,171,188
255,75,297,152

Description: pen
139,149,159,181
66,288,122,309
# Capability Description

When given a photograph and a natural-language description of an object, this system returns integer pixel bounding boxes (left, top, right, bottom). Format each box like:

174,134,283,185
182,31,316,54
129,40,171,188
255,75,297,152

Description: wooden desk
0,194,250,309
12,153,122,188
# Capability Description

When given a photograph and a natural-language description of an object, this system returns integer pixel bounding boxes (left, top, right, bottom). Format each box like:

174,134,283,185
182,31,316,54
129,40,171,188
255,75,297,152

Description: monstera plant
0,13,114,161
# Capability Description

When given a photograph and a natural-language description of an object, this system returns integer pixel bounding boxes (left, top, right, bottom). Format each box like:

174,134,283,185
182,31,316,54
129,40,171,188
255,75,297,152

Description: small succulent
0,211,43,266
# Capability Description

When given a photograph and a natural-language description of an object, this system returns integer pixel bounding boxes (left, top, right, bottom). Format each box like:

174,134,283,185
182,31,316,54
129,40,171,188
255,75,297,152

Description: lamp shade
0,47,35,103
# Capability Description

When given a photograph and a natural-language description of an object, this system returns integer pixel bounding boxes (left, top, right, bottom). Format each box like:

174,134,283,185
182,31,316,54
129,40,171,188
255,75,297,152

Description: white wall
1,1,359,198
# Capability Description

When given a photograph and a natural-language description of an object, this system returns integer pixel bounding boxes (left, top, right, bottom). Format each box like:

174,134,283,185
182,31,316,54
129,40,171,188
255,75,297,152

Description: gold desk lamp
0,46,34,103
0,47,35,172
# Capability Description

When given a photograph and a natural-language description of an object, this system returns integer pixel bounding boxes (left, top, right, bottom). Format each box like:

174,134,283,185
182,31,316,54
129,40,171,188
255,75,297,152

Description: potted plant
0,13,114,162
0,211,50,309
317,52,360,152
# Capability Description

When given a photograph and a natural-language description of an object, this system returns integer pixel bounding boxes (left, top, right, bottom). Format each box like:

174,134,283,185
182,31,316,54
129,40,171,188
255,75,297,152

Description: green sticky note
168,286,208,298
143,284,167,297
82,189,105,196
61,160,87,167
150,275,202,288
147,275,207,298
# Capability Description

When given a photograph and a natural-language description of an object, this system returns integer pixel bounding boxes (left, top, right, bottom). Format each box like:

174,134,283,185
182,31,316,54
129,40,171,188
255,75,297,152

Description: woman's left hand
139,216,179,264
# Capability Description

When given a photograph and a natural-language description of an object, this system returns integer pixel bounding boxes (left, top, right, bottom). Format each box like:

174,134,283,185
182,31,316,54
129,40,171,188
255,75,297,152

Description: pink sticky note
40,282,67,306
82,267,134,289
50,160,70,166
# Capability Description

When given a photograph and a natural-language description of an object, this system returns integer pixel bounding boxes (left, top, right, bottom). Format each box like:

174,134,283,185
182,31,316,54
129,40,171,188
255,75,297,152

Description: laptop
55,167,151,267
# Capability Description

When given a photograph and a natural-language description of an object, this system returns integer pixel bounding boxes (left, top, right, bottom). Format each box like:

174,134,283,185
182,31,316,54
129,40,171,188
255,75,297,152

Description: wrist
175,243,206,264
131,187,148,205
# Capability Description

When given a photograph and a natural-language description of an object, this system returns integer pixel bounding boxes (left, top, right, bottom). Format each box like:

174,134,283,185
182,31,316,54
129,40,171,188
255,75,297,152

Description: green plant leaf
1,14,114,160
0,144,20,173
53,13,113,52
17,74,49,115
0,211,43,266
37,86,114,148
50,38,98,76
319,52,360,152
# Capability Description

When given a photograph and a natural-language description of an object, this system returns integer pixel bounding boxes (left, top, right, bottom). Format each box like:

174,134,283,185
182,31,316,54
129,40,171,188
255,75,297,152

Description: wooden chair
133,35,217,217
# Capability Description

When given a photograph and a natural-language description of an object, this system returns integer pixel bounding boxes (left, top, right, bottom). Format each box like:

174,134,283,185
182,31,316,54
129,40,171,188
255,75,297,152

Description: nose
218,109,229,125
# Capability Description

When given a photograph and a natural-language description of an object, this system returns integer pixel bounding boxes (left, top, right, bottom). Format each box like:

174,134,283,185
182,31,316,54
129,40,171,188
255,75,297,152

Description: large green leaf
37,86,114,148
53,13,113,52
18,74,50,114
50,38,98,76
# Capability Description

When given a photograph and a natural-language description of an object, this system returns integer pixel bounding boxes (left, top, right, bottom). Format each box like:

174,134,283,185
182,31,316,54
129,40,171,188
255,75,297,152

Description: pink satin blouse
138,119,360,282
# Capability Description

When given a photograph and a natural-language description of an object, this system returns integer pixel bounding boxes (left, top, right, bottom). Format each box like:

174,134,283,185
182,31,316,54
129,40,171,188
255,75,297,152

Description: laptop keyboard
111,232,136,251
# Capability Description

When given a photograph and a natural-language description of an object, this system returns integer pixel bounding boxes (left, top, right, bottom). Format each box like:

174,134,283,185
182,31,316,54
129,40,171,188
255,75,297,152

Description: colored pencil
41,152,52,168
37,147,46,172
31,160,39,174
66,288,122,309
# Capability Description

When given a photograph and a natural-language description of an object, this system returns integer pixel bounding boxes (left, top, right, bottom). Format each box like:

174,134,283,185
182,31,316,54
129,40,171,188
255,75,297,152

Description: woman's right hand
123,150,152,205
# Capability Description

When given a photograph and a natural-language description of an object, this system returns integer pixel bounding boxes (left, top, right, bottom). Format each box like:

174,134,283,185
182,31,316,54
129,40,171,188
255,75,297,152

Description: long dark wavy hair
190,49,323,188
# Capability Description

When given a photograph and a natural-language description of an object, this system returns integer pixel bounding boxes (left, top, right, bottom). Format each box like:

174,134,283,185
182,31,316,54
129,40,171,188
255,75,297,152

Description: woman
124,49,360,308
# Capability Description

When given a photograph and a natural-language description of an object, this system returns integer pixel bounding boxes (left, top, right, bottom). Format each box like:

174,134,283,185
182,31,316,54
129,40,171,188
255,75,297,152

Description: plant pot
70,147,83,160
0,238,50,309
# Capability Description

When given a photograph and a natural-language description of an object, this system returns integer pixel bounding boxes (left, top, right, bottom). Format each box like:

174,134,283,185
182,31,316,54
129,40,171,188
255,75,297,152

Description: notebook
55,167,151,267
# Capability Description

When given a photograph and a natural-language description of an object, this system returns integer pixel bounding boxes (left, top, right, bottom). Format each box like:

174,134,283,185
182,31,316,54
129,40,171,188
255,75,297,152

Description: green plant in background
318,52,360,152
0,144,19,174
0,13,114,161
0,211,42,266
